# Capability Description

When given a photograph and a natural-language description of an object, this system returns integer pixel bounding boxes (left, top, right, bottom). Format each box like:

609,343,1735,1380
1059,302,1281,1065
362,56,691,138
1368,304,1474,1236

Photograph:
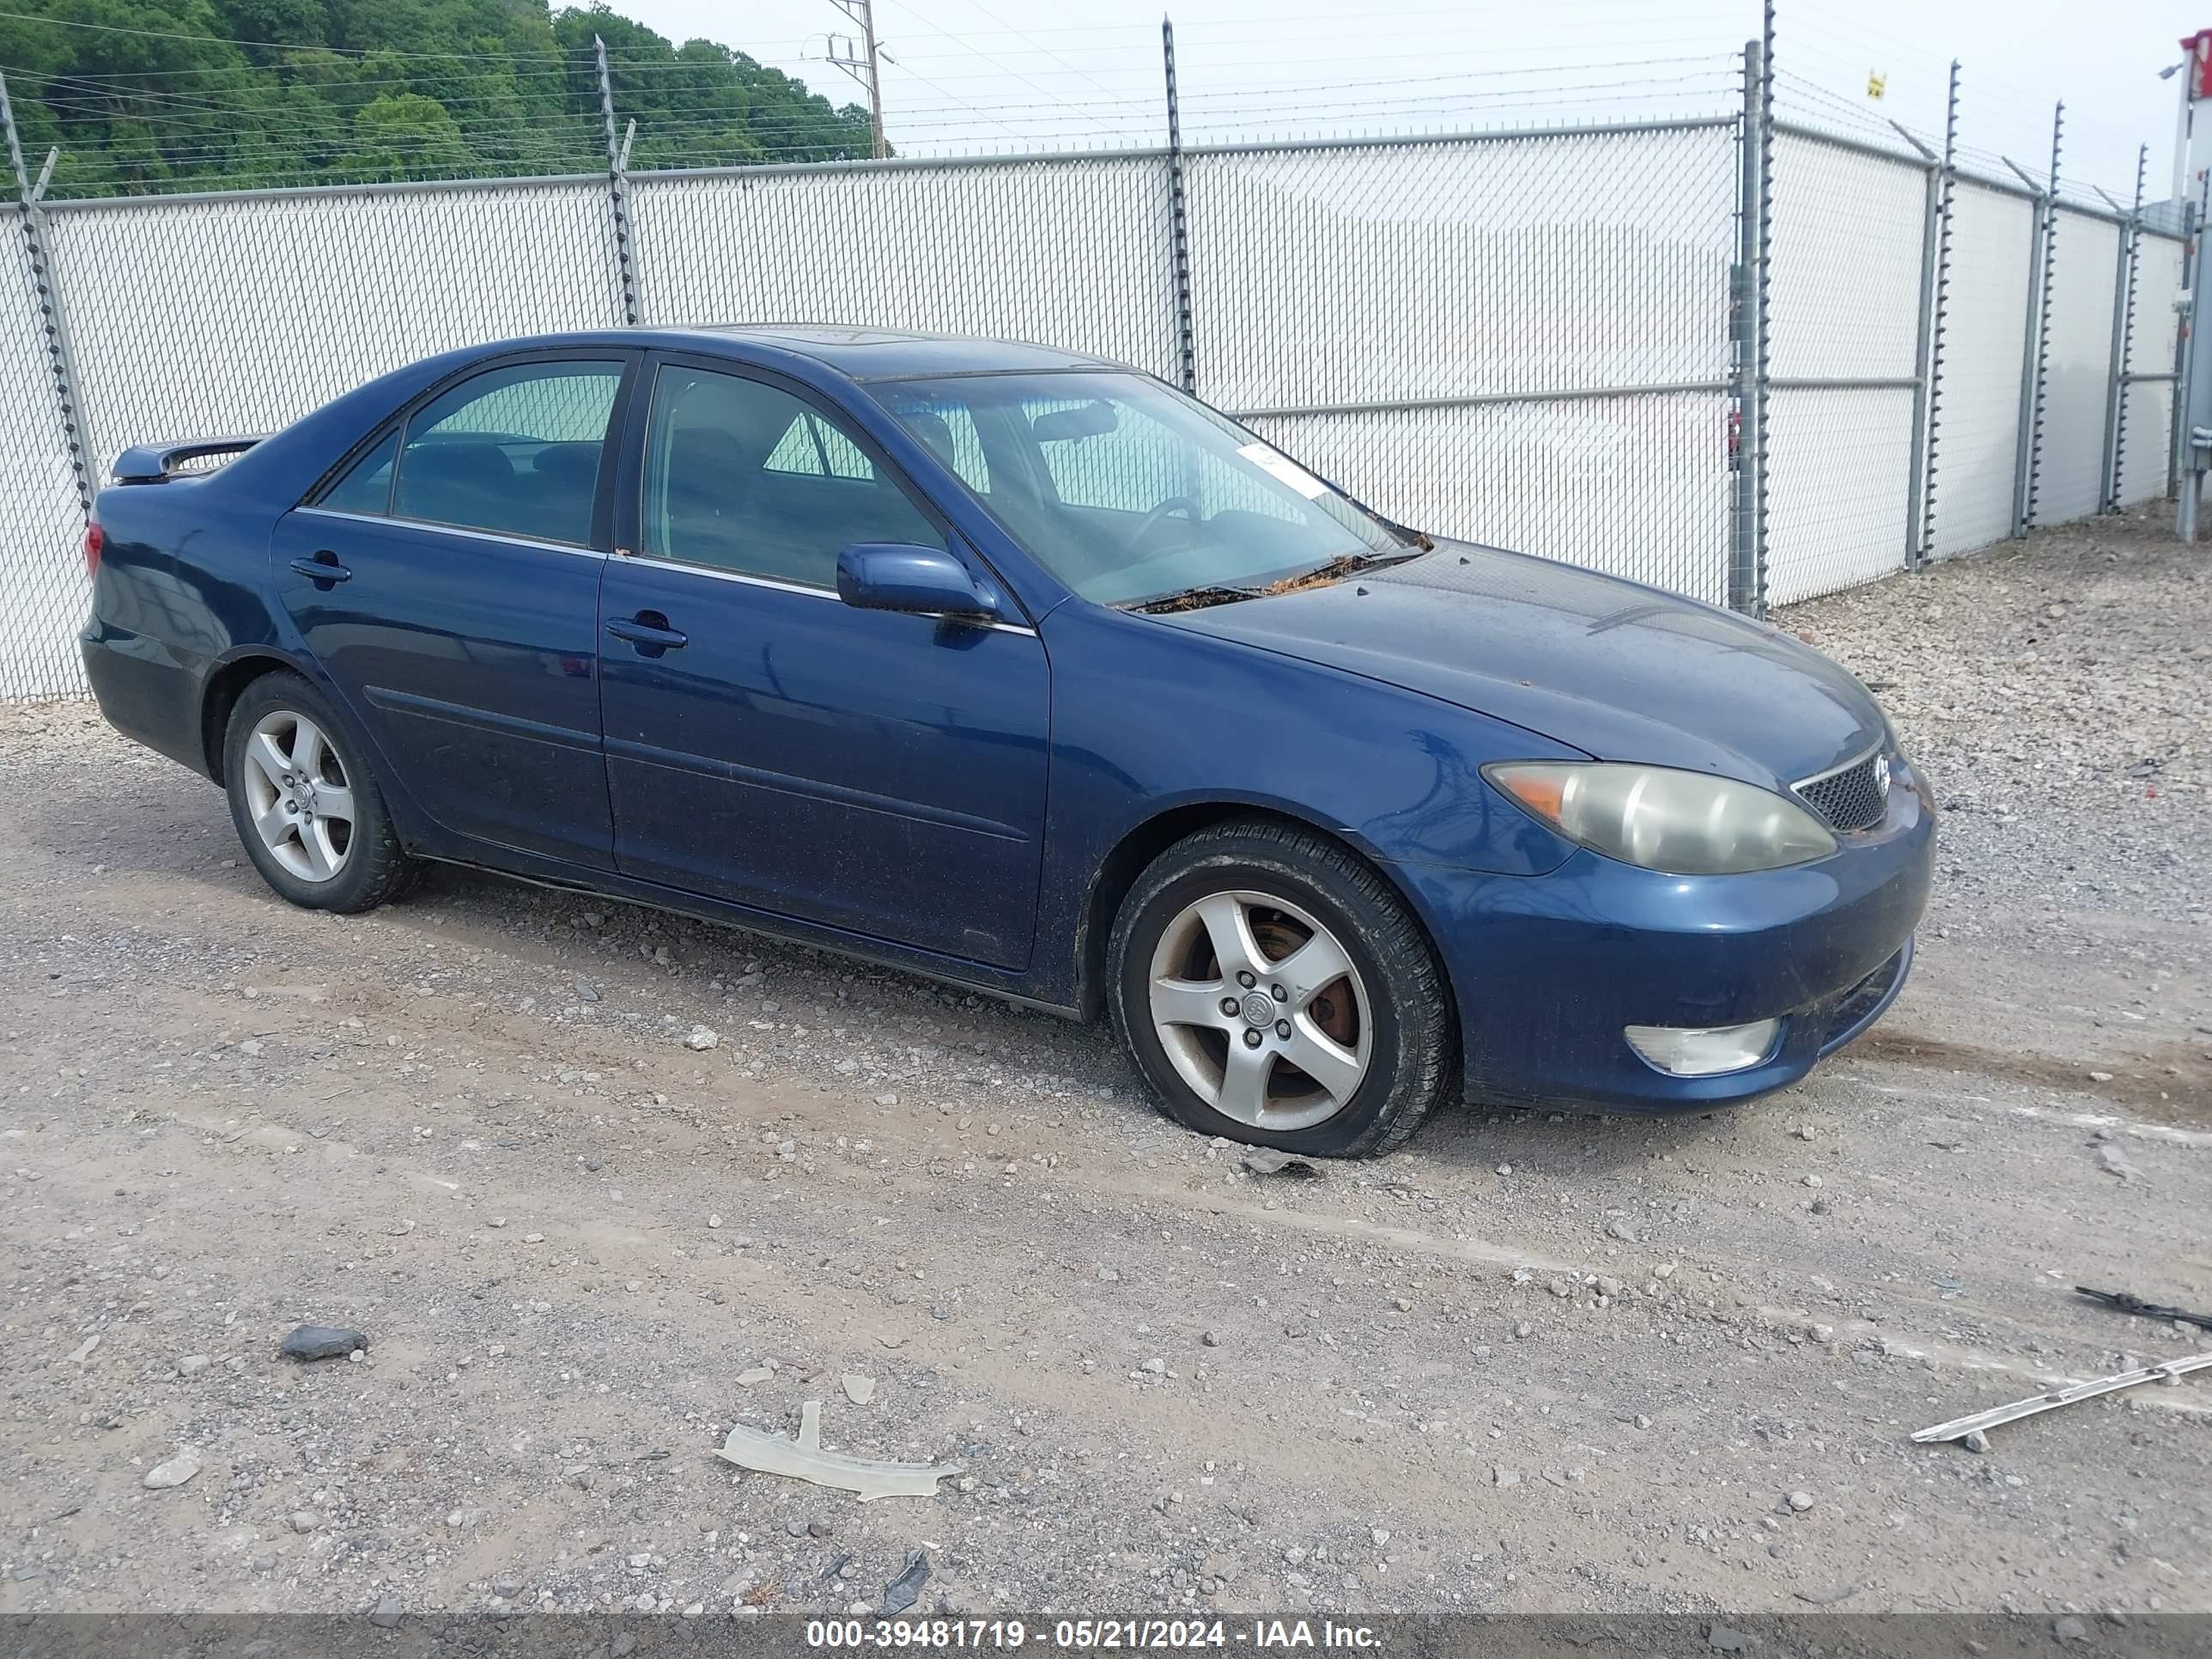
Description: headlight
1484,761,1837,875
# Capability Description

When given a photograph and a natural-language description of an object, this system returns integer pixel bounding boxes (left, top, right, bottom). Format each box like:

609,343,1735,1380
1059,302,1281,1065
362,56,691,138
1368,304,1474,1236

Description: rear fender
195,642,438,848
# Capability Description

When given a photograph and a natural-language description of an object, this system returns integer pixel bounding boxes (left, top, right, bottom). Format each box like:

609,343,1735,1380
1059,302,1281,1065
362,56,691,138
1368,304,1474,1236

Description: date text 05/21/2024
804,1620,1383,1650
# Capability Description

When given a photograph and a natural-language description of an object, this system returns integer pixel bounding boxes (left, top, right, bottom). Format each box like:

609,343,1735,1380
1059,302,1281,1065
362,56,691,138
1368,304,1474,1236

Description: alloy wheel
1146,889,1371,1131
239,709,356,883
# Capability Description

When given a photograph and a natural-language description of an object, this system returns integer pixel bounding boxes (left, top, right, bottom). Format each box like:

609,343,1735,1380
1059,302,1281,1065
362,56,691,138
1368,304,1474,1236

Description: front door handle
606,612,689,655
289,551,352,586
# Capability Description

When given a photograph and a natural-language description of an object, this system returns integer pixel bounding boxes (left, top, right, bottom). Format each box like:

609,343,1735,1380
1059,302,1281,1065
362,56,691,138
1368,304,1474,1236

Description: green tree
0,0,875,197
335,89,468,179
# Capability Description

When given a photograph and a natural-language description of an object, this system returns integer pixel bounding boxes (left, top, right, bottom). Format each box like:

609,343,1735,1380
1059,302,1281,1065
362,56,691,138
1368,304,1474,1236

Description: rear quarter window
318,429,398,516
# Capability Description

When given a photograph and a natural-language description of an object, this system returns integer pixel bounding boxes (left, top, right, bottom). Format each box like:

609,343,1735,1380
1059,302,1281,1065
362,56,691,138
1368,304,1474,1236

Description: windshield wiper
1125,584,1264,615
1127,543,1433,614
1339,545,1429,570
1265,548,1425,592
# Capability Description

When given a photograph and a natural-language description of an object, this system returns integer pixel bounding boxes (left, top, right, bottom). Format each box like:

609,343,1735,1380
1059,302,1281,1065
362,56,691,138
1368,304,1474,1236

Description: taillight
84,520,102,577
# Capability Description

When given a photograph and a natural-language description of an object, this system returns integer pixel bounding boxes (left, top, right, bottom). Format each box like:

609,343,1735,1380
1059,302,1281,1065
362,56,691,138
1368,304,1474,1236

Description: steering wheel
1128,496,1202,551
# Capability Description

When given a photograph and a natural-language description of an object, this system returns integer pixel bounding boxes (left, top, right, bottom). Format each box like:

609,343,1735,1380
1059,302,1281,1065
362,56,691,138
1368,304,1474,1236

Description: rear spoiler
111,434,266,484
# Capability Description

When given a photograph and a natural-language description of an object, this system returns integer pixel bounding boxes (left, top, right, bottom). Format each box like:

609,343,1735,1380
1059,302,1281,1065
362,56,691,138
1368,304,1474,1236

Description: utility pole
825,0,888,159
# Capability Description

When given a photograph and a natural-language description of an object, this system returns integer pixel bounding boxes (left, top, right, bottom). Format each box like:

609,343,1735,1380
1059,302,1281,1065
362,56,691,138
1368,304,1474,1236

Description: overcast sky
617,0,2195,202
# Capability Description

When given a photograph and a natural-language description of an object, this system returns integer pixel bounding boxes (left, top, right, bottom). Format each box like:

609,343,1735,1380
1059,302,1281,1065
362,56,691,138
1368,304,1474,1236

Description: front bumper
1391,756,1935,1115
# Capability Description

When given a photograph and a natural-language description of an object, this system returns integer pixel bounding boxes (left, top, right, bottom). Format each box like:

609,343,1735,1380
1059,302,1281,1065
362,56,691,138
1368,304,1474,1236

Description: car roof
533,324,1129,381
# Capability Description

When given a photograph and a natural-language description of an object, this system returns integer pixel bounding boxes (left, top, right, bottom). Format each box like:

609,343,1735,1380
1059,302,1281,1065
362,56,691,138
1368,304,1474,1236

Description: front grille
1794,751,1887,833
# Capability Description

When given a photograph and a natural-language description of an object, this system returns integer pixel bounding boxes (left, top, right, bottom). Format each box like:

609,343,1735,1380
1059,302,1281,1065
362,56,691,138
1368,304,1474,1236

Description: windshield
867,371,1409,606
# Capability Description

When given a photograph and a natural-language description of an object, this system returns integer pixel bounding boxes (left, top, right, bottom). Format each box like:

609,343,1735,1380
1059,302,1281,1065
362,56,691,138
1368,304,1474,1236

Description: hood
1153,540,1887,791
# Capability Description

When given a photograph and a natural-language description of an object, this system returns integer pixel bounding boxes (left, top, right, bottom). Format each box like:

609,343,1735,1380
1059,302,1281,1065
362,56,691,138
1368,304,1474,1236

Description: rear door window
388,361,623,547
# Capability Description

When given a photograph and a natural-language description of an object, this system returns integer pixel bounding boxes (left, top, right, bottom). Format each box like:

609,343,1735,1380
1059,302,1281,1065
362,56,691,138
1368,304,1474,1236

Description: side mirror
835,543,1002,623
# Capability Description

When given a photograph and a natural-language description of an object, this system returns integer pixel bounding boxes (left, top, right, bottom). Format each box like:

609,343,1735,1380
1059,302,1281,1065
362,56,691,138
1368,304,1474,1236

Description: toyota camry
81,326,1933,1157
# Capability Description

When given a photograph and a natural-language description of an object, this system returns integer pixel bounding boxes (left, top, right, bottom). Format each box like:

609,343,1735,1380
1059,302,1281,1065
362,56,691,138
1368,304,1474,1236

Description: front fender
1033,600,1585,1006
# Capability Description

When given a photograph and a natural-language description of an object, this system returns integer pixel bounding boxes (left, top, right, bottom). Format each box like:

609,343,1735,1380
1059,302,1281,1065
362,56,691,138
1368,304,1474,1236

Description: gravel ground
1,509,2206,1626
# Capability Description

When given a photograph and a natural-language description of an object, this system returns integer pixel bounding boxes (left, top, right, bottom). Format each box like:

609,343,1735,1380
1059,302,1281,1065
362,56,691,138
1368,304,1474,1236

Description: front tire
1107,818,1455,1158
222,672,415,914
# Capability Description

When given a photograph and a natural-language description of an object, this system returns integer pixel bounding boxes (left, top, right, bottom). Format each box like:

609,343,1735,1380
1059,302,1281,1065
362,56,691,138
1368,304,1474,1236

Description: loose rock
280,1324,369,1361
142,1449,202,1489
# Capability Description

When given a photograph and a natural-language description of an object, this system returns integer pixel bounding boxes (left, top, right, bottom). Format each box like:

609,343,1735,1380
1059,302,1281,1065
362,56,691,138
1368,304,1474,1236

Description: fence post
2101,145,2148,510
2013,104,2063,536
594,35,641,327
1746,0,1776,614
1161,15,1197,396
2174,196,2199,505
0,71,92,523
1728,41,1763,612
1897,132,1942,571
1909,63,1960,567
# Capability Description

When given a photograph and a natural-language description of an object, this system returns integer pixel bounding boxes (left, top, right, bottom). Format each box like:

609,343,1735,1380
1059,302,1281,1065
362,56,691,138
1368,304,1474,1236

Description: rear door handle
605,612,688,654
289,552,351,586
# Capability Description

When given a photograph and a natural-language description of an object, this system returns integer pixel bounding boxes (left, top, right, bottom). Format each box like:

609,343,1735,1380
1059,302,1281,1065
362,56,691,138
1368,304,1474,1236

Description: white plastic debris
715,1395,958,1502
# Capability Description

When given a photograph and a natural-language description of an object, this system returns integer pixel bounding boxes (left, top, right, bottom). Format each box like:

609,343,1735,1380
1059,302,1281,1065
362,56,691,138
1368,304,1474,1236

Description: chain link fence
1925,180,2038,559
45,179,625,477
1761,130,1929,605
629,155,1179,378
1188,123,1740,605
2118,232,2185,509
0,70,2187,700
2033,210,2124,526
0,210,87,701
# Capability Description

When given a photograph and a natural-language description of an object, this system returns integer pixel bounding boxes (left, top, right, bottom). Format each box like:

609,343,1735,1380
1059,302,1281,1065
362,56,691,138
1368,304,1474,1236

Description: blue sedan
81,327,1932,1157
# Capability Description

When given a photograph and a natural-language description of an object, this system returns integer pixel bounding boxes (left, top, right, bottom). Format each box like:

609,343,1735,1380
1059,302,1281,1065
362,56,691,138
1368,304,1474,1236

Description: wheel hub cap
1239,989,1276,1027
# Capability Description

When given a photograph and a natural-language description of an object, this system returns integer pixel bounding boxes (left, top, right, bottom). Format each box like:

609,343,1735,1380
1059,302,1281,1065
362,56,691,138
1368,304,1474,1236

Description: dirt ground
2,510,2206,1626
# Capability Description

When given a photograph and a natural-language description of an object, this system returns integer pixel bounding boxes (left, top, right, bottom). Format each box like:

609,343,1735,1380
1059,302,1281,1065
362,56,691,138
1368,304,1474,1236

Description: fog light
1624,1018,1780,1077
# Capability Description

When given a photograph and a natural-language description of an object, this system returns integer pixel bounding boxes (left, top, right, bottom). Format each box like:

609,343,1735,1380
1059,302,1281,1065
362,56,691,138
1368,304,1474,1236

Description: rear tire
1107,817,1455,1158
222,671,416,914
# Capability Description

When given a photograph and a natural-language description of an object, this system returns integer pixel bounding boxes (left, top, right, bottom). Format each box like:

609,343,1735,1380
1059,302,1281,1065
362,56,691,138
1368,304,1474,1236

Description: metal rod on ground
0,70,92,520
2102,144,2148,511
1162,15,1198,397
1916,62,1960,566
592,37,640,327
1913,1352,2212,1447
2075,1285,2212,1331
1729,40,1763,613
